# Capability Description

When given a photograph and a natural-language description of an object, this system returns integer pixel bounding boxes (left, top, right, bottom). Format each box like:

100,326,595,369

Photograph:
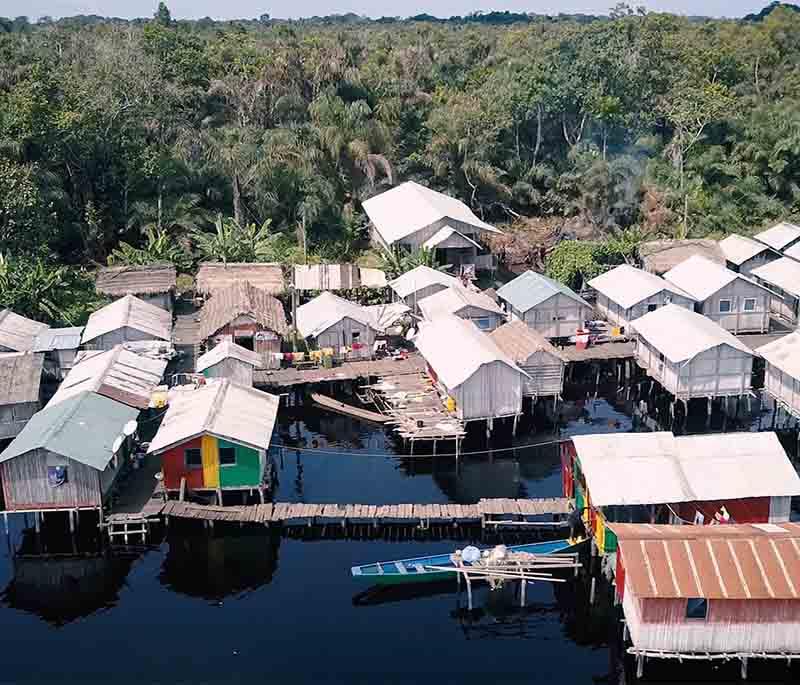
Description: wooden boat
351,538,581,586
310,392,389,424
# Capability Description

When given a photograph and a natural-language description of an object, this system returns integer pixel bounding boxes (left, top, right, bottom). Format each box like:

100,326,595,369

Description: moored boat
351,538,582,585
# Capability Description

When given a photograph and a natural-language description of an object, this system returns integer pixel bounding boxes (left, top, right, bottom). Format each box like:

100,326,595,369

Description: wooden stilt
512,413,519,437
34,511,40,534
520,579,527,607
465,573,473,611
3,512,7,535
589,576,596,605
636,654,644,679
741,656,748,680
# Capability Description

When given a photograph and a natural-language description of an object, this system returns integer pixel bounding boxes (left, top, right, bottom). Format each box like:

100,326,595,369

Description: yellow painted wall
201,435,220,488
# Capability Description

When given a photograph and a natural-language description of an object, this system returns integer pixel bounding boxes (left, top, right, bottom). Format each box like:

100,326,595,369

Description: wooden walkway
254,355,425,387
558,341,635,363
161,497,572,527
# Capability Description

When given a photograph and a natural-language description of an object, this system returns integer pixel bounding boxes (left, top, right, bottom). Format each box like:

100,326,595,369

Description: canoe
351,538,581,586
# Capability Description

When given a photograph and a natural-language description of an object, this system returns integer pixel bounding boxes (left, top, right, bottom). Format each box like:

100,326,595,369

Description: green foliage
108,226,192,271
0,253,102,325
380,247,444,280
545,232,641,289
192,215,282,263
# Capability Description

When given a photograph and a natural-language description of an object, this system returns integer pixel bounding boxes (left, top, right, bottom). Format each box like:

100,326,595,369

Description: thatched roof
195,262,285,296
199,281,288,341
0,353,44,405
489,320,566,363
95,264,177,297
639,239,724,276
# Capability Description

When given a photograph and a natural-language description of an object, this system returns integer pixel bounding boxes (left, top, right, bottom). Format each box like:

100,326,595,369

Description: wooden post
636,654,644,679
512,413,519,437
34,511,40,534
465,572,473,611
2,512,7,535
740,656,748,680
622,622,629,642
589,576,596,605
68,510,75,534
520,579,527,607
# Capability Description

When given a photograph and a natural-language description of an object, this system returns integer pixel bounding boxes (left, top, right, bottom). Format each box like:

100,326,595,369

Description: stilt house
489,320,565,399
753,221,800,254
32,327,83,380
81,295,172,351
388,265,462,311
49,346,167,410
630,304,754,400
418,284,505,331
0,353,44,440
612,522,800,669
0,310,49,353
496,271,592,339
198,281,287,369
148,379,279,499
295,292,381,360
363,181,501,271
413,316,527,422
589,265,695,330
196,340,262,386
0,391,138,512
751,257,800,326
758,331,800,419
664,255,771,333
561,431,800,556
718,233,777,276
95,264,177,313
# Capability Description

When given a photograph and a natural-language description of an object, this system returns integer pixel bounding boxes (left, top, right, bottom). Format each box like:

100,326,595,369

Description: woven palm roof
0,353,44,405
95,264,177,296
195,262,285,296
198,281,288,341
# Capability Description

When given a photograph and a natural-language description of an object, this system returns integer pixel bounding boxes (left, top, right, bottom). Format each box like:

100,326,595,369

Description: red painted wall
674,497,770,524
161,437,204,490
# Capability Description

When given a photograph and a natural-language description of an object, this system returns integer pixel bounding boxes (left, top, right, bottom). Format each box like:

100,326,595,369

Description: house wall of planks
160,435,265,491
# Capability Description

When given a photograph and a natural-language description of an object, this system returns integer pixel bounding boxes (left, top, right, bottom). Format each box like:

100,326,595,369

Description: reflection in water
3,553,135,626
159,528,280,600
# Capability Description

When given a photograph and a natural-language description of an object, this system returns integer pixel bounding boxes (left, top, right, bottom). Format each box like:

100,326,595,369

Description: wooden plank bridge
160,497,572,528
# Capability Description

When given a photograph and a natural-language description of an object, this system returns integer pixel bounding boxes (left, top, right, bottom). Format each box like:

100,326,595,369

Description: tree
192,215,281,262
154,2,172,27
108,226,193,271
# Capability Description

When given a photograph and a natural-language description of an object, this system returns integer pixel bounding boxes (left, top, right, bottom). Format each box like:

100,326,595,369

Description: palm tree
192,215,280,263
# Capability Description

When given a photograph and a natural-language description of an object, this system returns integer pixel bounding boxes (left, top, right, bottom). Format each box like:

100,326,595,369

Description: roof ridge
203,380,228,434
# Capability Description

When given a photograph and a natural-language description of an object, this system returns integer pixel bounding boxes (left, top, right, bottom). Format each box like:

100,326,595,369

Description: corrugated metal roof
196,340,263,373
363,181,501,246
388,266,461,299
664,255,767,302
630,304,752,363
0,352,43,405
783,242,800,261
0,310,49,352
418,285,504,321
0,391,138,470
754,221,800,251
589,265,694,310
147,379,279,454
422,225,482,250
751,257,800,298
572,431,800,507
32,327,84,352
719,234,772,265
639,239,725,275
195,262,285,296
496,270,589,313
198,281,288,341
489,320,566,363
758,331,800,380
50,346,167,409
295,292,378,338
413,316,525,389
81,295,172,344
613,523,800,600
95,264,177,296
362,302,410,330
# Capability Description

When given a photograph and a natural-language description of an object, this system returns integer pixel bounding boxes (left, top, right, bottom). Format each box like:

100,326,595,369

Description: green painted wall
218,438,262,488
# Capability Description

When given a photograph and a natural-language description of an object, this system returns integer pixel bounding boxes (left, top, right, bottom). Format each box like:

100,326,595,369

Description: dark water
0,378,797,684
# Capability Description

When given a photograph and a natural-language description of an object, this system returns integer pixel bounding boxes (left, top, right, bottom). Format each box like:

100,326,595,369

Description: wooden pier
161,497,572,528
254,355,425,387
558,340,635,363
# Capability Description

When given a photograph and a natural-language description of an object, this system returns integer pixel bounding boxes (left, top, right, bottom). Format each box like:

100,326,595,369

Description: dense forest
2,3,800,322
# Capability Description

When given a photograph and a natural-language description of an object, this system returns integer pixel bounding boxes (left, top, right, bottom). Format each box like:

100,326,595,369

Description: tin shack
295,292,381,360
489,320,565,400
754,220,800,254
198,281,287,368
496,270,592,339
758,331,800,419
561,430,800,556
751,256,800,326
388,265,462,311
95,264,177,313
0,353,44,440
0,310,49,353
32,327,83,380
195,340,262,386
664,255,771,333
148,379,279,501
418,284,505,331
613,522,800,678
718,233,778,276
589,264,695,330
0,391,138,513
413,316,527,423
630,304,754,401
81,295,172,351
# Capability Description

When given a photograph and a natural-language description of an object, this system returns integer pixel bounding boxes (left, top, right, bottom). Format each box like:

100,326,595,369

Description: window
185,448,202,468
474,317,491,330
219,447,236,466
686,598,708,620
351,331,361,343
743,298,757,312
647,304,657,312
718,299,732,314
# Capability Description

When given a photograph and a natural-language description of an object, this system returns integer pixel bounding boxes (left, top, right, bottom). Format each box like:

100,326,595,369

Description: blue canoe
351,538,581,585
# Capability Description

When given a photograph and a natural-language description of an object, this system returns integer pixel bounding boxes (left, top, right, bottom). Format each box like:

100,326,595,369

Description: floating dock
161,497,572,528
